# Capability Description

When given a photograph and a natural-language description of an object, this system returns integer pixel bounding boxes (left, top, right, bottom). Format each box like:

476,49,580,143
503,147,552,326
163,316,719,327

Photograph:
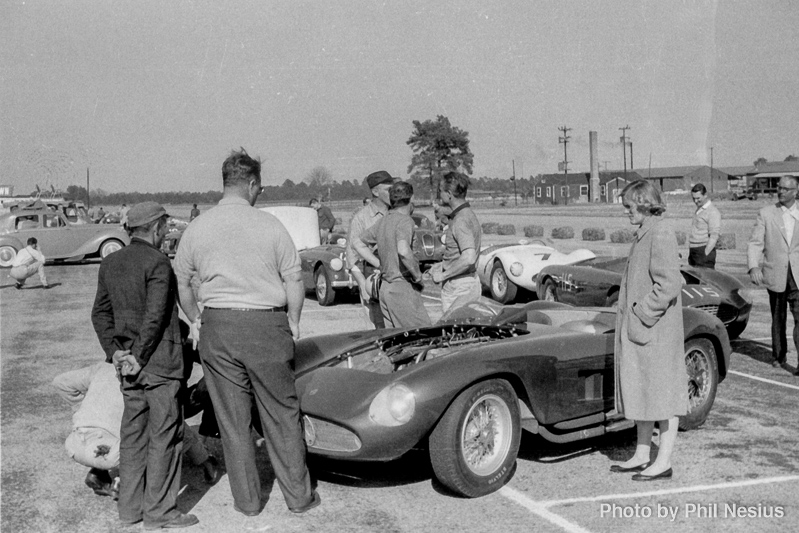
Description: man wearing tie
748,175,799,375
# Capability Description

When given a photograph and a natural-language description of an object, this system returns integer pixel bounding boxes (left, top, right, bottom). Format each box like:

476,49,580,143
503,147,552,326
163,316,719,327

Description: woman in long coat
611,180,687,481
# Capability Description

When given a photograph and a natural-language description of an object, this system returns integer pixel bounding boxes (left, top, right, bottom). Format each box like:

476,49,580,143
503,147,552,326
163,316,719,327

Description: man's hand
111,350,131,380
749,267,763,286
431,263,444,284
120,354,142,378
189,318,201,350
289,319,300,340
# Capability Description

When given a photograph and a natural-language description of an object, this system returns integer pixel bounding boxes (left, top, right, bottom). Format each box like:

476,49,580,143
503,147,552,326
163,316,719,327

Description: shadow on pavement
731,338,776,365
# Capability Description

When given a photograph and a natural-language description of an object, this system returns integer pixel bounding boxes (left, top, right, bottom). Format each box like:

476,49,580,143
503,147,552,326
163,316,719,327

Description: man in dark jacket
91,201,198,530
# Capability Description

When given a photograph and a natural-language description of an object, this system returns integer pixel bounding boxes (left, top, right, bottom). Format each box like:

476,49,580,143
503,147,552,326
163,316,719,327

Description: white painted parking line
728,370,799,391
501,476,799,533
500,487,594,533
421,294,441,301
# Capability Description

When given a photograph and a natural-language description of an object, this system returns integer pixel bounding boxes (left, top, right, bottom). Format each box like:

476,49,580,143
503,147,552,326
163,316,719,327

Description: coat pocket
627,310,652,346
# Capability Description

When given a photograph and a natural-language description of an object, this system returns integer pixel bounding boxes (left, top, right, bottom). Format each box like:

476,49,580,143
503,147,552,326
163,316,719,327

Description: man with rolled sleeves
748,175,799,375
431,171,482,313
174,149,319,516
91,201,197,529
346,170,395,328
352,181,431,328
688,183,721,268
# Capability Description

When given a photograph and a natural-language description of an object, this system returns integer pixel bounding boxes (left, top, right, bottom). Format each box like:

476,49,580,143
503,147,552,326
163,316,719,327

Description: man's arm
397,238,423,284
130,259,174,369
177,278,202,349
91,265,117,362
352,221,381,269
284,271,304,340
439,248,477,281
706,208,721,255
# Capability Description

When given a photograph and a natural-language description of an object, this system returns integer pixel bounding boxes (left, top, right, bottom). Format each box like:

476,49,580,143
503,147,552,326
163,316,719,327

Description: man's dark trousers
199,309,313,512
119,372,183,527
688,246,716,269
767,265,799,366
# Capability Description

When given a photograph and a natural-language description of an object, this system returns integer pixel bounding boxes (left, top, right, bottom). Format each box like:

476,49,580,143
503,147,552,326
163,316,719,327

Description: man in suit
748,175,799,375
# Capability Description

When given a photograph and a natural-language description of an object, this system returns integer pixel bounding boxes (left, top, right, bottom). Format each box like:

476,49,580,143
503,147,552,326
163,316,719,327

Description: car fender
0,235,25,250
682,307,731,380
64,228,130,258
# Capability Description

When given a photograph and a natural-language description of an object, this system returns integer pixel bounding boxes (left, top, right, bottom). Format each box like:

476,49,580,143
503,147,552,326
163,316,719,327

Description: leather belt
205,306,287,313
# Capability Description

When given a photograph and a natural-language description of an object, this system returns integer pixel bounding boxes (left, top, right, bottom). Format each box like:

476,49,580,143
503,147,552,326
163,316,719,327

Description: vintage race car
477,241,596,304
159,217,190,258
301,212,444,306
0,208,130,267
536,257,753,339
295,298,731,497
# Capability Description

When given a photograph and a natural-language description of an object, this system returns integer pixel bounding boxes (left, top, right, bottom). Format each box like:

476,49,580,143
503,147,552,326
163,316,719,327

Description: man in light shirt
748,175,799,375
688,183,721,269
10,237,49,289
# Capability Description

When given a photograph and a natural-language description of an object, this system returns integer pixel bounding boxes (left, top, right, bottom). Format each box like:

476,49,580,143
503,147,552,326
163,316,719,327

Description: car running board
519,403,635,443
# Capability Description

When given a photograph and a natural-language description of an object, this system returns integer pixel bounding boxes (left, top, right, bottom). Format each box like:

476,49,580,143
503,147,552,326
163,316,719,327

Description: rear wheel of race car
490,261,518,304
429,379,521,498
314,266,336,306
541,278,558,302
679,338,719,431
99,239,124,258
0,245,18,268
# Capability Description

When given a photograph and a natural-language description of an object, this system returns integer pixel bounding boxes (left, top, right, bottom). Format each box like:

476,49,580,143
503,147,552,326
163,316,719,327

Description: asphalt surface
1,256,798,533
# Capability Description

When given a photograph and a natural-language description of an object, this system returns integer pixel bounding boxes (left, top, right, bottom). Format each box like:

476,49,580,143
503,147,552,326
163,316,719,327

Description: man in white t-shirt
10,237,49,289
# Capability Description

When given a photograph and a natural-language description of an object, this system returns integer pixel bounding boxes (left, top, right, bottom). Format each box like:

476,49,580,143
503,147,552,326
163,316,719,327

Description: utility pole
710,147,714,194
511,159,518,206
558,125,571,204
629,142,634,170
619,125,630,180
86,167,90,209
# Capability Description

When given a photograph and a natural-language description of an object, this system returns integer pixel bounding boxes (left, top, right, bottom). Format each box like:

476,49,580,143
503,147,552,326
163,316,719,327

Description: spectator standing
119,204,130,226
174,149,319,516
688,183,721,268
748,175,799,375
10,237,49,289
95,206,106,224
91,201,197,529
610,180,686,481
189,204,201,221
431,172,482,313
346,171,396,329
353,181,431,328
310,198,336,243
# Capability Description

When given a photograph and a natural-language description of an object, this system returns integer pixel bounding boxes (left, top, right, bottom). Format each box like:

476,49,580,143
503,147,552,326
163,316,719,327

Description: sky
2,0,798,194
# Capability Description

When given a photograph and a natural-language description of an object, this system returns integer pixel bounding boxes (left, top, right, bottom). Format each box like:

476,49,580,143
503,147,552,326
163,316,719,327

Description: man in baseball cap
91,199,198,529
345,171,397,328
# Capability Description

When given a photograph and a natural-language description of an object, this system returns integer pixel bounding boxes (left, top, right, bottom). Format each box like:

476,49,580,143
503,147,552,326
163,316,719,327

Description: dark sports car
535,258,753,339
295,298,730,497
300,213,445,306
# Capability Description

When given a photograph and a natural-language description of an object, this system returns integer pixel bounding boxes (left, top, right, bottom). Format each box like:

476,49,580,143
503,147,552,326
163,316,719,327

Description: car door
37,213,78,258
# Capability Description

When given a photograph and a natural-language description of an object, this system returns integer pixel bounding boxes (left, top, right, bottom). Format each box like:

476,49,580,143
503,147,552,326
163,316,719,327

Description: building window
536,187,542,198
579,185,588,196
561,186,569,197
600,185,606,196
546,186,551,197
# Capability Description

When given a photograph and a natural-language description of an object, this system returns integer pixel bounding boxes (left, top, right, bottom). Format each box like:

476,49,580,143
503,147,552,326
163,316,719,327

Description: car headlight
737,288,756,304
509,262,524,277
369,383,415,426
329,257,343,271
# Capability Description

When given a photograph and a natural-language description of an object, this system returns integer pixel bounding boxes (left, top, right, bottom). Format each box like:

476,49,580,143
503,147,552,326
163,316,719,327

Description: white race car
476,240,596,303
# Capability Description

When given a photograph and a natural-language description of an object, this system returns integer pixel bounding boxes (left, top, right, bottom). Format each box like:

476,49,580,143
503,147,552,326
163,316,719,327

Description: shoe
233,503,261,517
632,468,673,481
14,282,23,290
144,513,199,530
289,491,321,514
42,284,51,289
772,360,786,368
202,456,220,484
610,462,649,473
85,469,114,497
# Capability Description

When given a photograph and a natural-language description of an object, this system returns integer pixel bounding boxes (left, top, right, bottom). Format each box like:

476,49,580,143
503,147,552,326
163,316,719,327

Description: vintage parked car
295,298,731,497
301,212,444,306
535,257,753,339
477,241,596,304
159,217,190,257
0,208,130,267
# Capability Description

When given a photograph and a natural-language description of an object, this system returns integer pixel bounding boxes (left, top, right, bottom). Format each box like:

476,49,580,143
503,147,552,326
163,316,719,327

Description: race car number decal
681,286,719,299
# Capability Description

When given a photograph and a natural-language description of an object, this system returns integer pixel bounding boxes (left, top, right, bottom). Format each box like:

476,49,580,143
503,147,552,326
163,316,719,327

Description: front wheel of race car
541,278,558,302
314,266,336,306
429,379,521,498
679,338,719,431
490,261,518,304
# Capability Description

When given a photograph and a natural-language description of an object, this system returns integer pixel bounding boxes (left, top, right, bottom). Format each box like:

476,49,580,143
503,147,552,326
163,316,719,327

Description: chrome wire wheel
685,346,711,411
491,269,508,298
460,393,513,476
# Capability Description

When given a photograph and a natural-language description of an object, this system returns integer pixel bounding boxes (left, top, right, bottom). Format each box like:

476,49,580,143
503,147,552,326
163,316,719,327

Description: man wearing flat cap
346,170,396,328
91,201,198,529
